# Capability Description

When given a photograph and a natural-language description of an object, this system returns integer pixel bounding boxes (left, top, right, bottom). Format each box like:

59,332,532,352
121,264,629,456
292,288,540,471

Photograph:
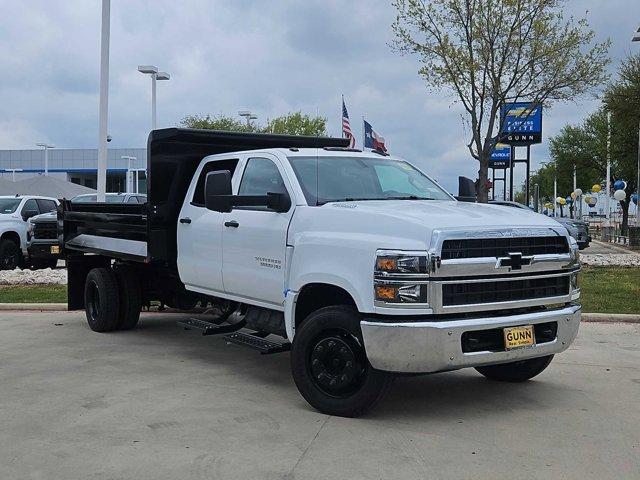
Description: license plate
50,245,60,254
504,325,535,350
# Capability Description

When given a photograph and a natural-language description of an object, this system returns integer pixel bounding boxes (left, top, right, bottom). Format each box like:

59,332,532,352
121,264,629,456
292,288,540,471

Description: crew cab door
177,158,239,294
222,155,294,307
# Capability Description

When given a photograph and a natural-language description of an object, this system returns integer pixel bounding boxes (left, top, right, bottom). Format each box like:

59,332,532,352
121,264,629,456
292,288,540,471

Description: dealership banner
499,102,542,145
488,142,511,169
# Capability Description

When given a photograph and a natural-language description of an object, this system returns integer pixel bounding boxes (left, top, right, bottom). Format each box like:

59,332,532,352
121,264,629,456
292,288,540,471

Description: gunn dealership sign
499,102,542,145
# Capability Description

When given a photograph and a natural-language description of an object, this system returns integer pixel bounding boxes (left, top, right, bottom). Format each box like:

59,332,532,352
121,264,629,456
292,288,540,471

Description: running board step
177,317,244,336
224,332,291,355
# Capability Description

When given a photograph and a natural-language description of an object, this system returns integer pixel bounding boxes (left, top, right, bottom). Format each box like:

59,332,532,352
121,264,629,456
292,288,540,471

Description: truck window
36,199,58,213
238,158,287,197
191,159,239,207
21,199,39,215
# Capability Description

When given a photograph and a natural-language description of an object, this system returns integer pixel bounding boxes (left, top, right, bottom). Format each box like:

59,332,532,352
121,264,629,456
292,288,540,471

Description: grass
0,267,638,314
0,284,67,303
578,266,639,314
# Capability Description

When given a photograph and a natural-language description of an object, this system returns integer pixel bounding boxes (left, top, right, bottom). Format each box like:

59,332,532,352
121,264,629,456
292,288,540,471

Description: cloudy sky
1,0,639,193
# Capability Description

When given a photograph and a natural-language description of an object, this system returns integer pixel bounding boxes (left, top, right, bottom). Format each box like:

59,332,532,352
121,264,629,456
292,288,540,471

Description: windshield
288,156,452,205
0,198,21,214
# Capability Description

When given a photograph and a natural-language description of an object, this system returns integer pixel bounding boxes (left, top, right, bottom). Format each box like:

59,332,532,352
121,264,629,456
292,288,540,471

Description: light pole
606,111,612,230
35,143,55,175
138,66,170,131
6,168,23,182
121,156,137,193
632,27,640,230
238,110,258,129
96,0,111,202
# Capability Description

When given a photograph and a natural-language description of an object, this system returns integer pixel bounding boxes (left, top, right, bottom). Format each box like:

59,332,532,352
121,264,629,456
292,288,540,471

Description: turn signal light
375,285,397,301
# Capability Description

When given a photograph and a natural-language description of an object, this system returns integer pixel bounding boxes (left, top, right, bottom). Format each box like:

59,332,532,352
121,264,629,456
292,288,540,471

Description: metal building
0,148,147,193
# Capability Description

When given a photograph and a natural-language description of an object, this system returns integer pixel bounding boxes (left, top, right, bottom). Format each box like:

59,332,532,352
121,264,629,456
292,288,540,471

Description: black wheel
114,267,142,330
0,238,21,270
290,306,393,417
84,267,120,332
475,355,554,382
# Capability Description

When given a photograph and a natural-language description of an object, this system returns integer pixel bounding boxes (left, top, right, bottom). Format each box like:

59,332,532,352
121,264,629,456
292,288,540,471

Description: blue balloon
613,180,626,190
565,196,573,204
632,193,638,205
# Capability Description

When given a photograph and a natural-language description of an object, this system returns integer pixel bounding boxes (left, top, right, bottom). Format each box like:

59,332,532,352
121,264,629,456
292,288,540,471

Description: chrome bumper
361,304,581,373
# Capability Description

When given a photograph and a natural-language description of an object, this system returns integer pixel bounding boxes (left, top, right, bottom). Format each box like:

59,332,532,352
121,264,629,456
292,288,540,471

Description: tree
604,54,640,234
180,111,328,136
391,0,610,202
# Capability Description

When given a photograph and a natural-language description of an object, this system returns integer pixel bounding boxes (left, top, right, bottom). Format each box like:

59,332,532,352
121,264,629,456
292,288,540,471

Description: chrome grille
441,236,569,260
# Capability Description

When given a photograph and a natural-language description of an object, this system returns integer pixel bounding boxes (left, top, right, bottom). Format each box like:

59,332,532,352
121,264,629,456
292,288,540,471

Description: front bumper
361,304,581,373
27,240,60,260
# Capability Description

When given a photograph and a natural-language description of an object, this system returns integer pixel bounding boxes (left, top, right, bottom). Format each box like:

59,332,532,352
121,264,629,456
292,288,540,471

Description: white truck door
222,156,293,307
177,158,239,294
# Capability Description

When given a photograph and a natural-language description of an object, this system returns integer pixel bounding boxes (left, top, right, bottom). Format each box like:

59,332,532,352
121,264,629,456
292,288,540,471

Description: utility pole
35,143,55,175
238,111,257,129
606,111,611,229
97,0,110,202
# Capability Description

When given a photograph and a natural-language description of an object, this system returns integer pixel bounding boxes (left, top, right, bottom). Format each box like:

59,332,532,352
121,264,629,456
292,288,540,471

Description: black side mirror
23,210,39,221
205,170,232,212
266,192,291,213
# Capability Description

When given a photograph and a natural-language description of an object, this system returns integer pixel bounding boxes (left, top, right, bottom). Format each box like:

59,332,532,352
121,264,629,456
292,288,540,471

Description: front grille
461,321,558,353
442,276,570,306
33,222,58,240
441,236,569,260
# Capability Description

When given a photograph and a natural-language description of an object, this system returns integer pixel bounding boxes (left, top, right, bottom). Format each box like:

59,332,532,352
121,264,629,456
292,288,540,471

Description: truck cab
61,129,581,417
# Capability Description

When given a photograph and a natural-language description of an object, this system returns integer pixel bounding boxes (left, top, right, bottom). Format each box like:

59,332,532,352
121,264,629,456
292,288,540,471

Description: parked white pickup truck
0,195,59,269
61,129,581,417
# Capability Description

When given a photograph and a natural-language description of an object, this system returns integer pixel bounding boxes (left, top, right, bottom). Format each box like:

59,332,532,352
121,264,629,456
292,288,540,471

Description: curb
0,304,638,324
581,313,640,324
0,303,68,311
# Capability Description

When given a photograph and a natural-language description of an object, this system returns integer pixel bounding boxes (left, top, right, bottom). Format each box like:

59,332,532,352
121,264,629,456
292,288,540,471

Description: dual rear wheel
84,267,141,332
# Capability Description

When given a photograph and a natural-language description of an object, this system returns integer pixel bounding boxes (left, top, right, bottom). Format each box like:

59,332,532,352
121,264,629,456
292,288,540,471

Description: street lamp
6,168,23,182
138,65,170,131
238,110,258,128
121,155,137,193
96,0,111,202
35,143,55,176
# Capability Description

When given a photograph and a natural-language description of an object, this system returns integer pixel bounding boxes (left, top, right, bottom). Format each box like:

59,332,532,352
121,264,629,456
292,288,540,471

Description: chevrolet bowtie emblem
497,252,532,270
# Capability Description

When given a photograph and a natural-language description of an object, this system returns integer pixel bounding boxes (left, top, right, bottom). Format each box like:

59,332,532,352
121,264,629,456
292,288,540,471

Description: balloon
574,188,583,197
557,197,566,205
566,196,573,204
570,192,577,200
632,193,638,205
592,184,601,193
613,180,626,191
586,196,597,207
614,189,626,201
583,195,591,203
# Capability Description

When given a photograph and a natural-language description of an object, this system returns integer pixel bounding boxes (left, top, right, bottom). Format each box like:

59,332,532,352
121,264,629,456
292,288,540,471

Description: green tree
391,0,610,202
604,54,640,234
264,112,327,136
180,111,327,136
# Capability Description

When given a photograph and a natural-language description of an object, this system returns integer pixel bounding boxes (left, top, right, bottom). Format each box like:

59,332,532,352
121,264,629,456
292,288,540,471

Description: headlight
374,282,426,303
375,251,429,275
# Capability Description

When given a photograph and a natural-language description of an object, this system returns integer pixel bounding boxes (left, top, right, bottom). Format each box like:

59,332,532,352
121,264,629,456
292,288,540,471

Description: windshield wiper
383,195,436,201
318,195,435,205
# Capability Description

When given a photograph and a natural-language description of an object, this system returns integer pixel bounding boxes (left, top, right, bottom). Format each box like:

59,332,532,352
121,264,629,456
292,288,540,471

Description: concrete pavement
1,311,638,479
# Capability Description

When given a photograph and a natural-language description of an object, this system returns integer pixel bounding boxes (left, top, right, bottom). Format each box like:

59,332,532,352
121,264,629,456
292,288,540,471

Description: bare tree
392,0,610,201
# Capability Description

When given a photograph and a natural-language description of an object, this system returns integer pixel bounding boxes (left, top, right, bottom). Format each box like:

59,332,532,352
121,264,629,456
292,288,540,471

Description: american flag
342,96,356,148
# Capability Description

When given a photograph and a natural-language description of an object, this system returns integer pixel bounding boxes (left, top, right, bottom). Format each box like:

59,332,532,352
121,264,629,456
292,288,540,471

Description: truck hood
326,200,565,231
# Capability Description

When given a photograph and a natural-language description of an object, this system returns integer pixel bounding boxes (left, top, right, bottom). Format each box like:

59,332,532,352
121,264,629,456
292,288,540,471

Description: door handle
224,220,239,228
179,217,191,224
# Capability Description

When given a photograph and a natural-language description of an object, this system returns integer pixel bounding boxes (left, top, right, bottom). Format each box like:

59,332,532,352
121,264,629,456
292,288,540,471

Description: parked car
27,193,147,269
489,200,591,249
0,195,59,270
61,129,581,417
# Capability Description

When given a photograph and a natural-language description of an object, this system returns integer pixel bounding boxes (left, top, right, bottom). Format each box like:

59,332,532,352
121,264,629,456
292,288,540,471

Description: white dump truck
61,129,581,417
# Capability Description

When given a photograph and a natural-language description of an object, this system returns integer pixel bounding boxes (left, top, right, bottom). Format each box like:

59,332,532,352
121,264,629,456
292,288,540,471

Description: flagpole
341,95,344,139
362,116,366,151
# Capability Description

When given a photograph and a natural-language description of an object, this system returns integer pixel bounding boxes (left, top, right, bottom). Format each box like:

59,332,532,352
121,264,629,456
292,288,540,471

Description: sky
1,0,639,194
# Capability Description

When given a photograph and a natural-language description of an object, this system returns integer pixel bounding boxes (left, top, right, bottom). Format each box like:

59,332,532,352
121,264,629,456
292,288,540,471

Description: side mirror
205,170,232,212
266,192,292,213
23,210,39,221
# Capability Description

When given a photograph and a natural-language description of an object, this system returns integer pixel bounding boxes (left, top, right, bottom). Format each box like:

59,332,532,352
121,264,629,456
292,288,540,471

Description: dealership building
0,148,147,193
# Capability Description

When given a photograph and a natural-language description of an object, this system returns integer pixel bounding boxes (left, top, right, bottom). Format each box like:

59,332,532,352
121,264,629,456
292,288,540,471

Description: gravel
0,268,68,285
580,253,640,267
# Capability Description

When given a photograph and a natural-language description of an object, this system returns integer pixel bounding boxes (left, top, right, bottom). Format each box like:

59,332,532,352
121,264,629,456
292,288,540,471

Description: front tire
84,267,120,332
475,355,554,382
290,306,393,417
0,239,21,270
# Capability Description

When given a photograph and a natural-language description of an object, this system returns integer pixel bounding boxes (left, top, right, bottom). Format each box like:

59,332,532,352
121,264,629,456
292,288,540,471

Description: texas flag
363,119,387,152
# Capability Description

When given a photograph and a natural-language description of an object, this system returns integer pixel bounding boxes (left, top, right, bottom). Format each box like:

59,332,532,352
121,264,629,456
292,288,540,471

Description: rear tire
114,267,142,330
475,355,554,382
84,267,120,332
290,306,393,417
0,239,21,270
